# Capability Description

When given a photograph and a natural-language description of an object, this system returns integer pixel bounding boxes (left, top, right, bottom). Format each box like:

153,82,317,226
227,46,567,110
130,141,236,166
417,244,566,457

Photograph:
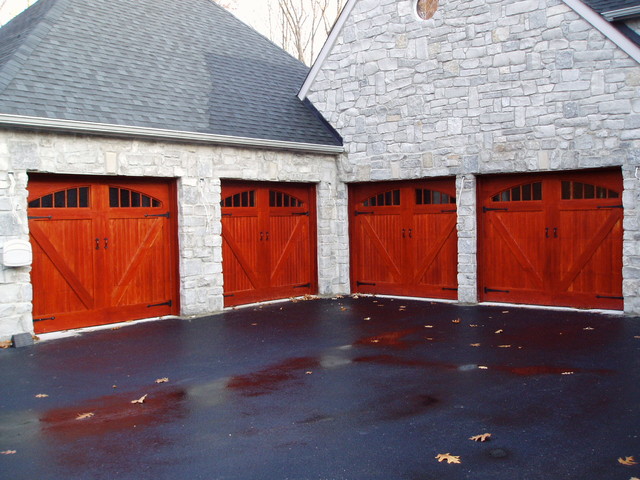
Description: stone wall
0,130,347,340
306,0,640,313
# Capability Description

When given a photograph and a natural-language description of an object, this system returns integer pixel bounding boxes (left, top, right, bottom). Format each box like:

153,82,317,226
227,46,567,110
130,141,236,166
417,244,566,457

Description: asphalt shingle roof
0,0,341,146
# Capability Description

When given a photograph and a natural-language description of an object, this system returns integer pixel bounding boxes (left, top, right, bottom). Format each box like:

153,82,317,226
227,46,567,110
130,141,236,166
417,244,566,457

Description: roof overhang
0,114,343,155
563,0,640,63
298,0,359,100
602,5,640,20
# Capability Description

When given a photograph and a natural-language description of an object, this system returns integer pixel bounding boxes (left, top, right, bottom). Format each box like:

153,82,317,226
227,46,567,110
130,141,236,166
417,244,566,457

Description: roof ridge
0,0,70,95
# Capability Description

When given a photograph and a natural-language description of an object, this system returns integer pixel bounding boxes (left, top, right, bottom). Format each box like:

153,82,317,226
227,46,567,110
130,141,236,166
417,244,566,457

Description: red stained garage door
478,169,623,310
28,175,179,333
349,179,458,299
221,181,317,306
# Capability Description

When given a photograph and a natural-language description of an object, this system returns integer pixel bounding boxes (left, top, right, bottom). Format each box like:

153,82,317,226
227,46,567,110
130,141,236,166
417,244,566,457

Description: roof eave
298,0,359,100
563,0,640,63
0,114,344,155
602,5,640,20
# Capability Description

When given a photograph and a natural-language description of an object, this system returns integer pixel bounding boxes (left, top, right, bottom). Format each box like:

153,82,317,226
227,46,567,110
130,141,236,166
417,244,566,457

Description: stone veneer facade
0,130,349,340
305,0,640,314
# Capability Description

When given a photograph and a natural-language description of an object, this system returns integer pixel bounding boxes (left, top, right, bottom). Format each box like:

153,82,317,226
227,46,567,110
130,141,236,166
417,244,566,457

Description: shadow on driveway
1,296,639,479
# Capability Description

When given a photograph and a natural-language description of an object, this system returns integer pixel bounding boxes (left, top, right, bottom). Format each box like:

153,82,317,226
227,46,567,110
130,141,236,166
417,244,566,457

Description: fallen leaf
452,318,461,324
363,317,371,321
501,310,509,313
110,326,122,330
35,394,49,398
435,453,461,464
469,324,479,327
619,456,638,466
340,307,348,311
495,329,503,334
425,337,434,341
478,366,489,369
583,327,594,331
305,371,313,375
630,477,640,480
251,323,258,326
75,412,95,420
131,394,148,404
634,336,640,339
424,325,433,328
0,341,12,349
561,371,574,375
470,343,481,347
155,377,169,384
498,345,511,348
0,450,16,455
469,433,492,442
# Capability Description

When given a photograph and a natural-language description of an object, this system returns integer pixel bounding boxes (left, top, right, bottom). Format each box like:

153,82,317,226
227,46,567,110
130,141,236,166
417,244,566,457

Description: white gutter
563,0,640,63
298,0,359,100
602,6,640,20
0,114,344,155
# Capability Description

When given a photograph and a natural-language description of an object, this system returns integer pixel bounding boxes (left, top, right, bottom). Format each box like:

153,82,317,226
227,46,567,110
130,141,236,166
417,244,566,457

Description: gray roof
581,0,640,14
0,0,341,147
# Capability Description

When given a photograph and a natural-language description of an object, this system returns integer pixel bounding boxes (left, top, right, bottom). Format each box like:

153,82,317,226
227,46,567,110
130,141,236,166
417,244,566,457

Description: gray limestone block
12,332,33,348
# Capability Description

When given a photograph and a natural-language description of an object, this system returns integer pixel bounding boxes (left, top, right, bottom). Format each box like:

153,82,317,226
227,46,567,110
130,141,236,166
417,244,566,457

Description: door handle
266,232,269,241
95,238,100,250
545,227,549,238
402,228,406,238
554,227,558,238
104,237,108,249
408,228,412,238
260,232,263,241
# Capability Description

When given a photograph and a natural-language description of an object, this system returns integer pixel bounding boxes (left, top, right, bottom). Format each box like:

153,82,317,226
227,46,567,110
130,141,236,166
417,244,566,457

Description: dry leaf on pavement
75,412,94,420
452,318,461,324
470,343,481,347
618,456,638,466
435,453,461,464
0,450,16,455
155,378,169,384
498,345,511,348
495,329,503,334
131,394,148,404
469,433,492,442
35,394,49,398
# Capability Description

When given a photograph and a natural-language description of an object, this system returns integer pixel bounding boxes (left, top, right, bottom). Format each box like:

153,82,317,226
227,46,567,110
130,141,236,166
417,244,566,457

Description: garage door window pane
110,187,162,208
364,189,400,206
416,189,455,205
221,191,255,208
561,181,619,200
29,187,90,208
491,182,542,202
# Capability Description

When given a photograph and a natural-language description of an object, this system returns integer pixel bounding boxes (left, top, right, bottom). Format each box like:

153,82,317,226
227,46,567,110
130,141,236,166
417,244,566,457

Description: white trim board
298,0,359,100
0,114,344,155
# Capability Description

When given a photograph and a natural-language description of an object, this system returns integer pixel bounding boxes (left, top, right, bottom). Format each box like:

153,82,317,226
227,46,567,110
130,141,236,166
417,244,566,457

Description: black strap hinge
293,283,311,288
597,205,623,209
33,316,55,322
483,207,508,213
357,281,376,286
355,211,374,216
147,300,172,308
442,287,458,291
28,216,53,220
596,295,623,300
144,212,170,218
292,212,310,216
484,287,510,294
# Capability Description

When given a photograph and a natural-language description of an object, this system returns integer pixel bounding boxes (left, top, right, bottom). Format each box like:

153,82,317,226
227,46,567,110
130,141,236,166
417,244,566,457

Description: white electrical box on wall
2,239,32,267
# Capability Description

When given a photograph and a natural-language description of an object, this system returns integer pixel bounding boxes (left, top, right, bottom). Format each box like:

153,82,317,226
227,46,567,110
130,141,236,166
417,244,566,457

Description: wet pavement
1,296,639,479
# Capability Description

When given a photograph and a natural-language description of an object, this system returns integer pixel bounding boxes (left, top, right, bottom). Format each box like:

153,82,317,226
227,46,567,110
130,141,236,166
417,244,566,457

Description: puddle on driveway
226,357,319,397
354,328,421,349
40,387,187,441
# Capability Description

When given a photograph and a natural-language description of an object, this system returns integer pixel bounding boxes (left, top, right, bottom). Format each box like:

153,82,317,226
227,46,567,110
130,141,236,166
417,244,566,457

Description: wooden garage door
28,175,179,333
350,179,458,299
478,169,623,310
221,181,317,307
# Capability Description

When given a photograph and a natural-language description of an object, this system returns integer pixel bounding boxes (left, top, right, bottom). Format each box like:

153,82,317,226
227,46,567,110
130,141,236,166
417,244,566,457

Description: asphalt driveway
1,296,639,479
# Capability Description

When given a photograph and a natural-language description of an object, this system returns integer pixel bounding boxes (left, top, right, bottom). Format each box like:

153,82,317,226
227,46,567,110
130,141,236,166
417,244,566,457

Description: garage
349,179,458,299
27,175,179,333
478,169,623,310
221,181,317,306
